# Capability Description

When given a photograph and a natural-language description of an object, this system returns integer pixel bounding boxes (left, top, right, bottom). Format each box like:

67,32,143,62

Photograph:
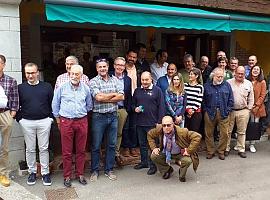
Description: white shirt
0,85,8,108
150,61,168,84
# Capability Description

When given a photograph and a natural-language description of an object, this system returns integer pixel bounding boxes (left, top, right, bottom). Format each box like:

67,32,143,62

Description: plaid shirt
0,74,19,111
90,75,124,113
54,72,90,90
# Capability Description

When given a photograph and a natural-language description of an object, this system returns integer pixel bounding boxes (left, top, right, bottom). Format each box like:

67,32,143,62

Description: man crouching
147,116,201,182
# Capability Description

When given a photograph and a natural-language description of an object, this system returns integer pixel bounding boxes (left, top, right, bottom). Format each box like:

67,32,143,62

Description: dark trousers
122,112,138,148
185,112,202,133
60,116,88,178
137,125,156,168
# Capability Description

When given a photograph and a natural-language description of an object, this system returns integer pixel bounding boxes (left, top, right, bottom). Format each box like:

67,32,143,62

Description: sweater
133,85,165,126
18,81,53,120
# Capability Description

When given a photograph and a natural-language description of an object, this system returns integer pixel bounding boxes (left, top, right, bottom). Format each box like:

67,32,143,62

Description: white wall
0,0,24,170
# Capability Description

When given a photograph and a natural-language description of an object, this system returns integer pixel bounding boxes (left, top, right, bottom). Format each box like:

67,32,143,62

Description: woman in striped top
165,73,187,127
184,68,204,133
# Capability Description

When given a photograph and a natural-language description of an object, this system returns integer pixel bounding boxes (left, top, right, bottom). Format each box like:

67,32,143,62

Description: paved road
2,140,270,200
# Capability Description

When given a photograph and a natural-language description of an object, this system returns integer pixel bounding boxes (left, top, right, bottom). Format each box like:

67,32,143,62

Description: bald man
226,66,254,158
133,72,165,175
148,116,201,182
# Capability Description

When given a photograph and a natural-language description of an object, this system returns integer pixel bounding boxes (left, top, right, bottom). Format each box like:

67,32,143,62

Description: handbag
246,117,262,141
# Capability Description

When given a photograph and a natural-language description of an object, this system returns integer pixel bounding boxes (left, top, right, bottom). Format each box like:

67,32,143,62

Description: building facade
1,0,270,171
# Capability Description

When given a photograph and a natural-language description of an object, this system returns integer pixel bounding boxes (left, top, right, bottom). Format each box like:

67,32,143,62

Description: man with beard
150,49,169,84
126,49,139,95
133,72,165,175
52,65,92,187
135,43,150,73
123,49,140,157
203,68,234,160
245,55,257,78
54,55,89,89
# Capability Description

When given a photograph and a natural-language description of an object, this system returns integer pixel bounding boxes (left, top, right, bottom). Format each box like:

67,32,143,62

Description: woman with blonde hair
165,73,187,127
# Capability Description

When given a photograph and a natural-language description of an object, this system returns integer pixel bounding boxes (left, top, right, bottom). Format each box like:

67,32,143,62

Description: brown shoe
218,154,225,160
130,148,139,157
206,153,215,159
122,148,130,157
224,151,230,157
115,156,124,166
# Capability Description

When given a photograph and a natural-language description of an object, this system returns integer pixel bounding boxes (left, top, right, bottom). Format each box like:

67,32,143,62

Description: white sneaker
233,146,239,151
249,145,256,153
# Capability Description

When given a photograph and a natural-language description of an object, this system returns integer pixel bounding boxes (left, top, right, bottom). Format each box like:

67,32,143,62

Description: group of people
0,44,269,188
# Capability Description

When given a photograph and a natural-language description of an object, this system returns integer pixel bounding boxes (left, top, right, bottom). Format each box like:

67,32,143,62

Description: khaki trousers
204,111,229,155
0,110,13,176
226,109,250,152
151,153,192,179
116,108,128,156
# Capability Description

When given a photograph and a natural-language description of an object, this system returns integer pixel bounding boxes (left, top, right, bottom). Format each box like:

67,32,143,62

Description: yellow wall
236,31,270,76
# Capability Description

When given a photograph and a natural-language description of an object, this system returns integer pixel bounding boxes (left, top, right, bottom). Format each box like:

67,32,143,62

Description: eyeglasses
162,124,172,127
114,63,125,67
26,72,38,75
96,58,107,63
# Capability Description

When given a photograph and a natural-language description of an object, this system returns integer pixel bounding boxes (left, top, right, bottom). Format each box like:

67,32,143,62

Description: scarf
163,130,175,164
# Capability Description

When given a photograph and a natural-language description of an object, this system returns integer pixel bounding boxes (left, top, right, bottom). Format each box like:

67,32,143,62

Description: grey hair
209,67,224,80
66,55,79,64
71,64,83,74
114,57,126,63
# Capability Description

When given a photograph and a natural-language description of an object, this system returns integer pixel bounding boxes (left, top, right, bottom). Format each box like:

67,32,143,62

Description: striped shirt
184,83,204,110
90,75,124,113
54,72,90,90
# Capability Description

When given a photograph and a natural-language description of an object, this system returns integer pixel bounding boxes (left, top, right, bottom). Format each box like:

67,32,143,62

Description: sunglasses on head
96,58,107,63
162,124,172,127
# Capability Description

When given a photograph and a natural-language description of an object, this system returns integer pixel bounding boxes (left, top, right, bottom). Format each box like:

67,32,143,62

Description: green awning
45,0,270,32
230,13,270,32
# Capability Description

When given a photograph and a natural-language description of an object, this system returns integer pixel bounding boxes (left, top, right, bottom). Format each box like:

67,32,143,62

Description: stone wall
0,0,24,170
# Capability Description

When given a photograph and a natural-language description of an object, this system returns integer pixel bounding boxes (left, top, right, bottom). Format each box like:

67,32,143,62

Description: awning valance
44,0,270,32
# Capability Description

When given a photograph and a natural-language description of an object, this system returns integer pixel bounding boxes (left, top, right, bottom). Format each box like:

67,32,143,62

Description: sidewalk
0,181,41,200
2,140,269,200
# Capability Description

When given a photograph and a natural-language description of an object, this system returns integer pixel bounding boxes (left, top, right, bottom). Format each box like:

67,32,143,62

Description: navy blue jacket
109,71,132,112
133,85,165,126
156,75,169,95
203,80,234,120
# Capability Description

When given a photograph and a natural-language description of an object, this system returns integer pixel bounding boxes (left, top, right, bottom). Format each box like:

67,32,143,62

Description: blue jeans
137,125,156,168
91,112,118,173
